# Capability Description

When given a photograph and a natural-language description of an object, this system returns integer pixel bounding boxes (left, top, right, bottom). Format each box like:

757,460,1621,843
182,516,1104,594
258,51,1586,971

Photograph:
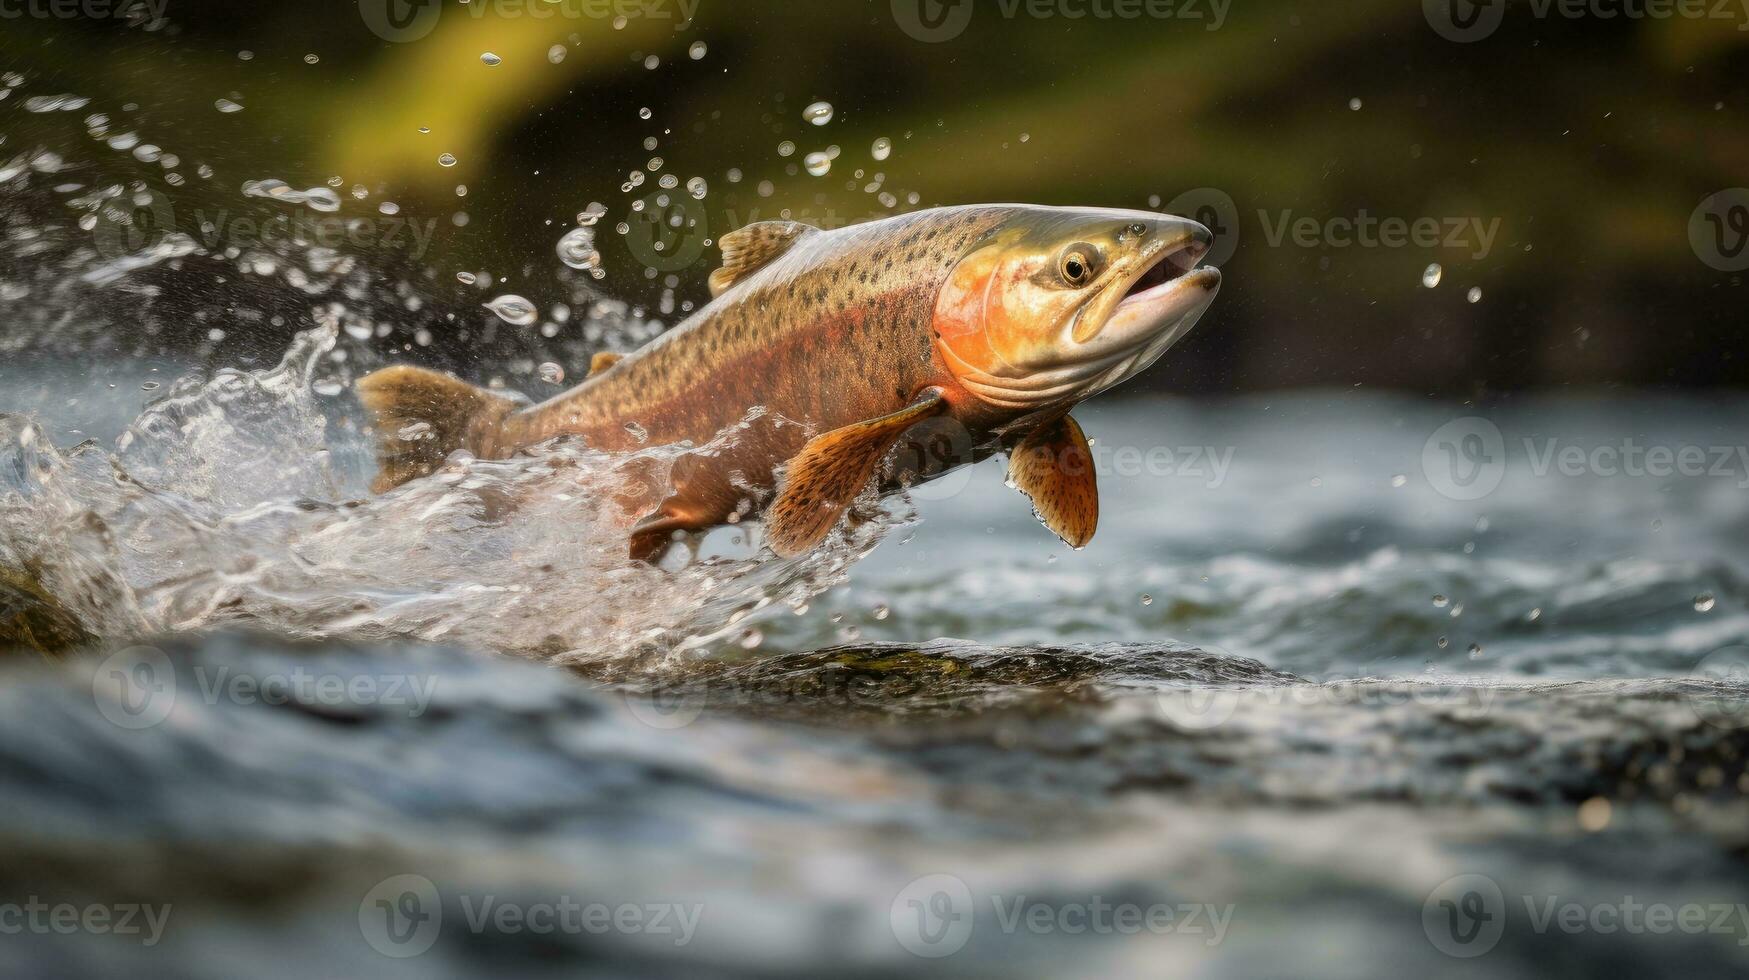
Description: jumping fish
357,205,1221,560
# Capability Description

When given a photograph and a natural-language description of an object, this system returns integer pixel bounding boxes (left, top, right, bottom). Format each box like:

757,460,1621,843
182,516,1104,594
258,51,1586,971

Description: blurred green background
2,0,1746,393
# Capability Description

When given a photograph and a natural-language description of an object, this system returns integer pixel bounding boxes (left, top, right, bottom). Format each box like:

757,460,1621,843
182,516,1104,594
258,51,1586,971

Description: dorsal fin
588,352,624,377
708,220,817,296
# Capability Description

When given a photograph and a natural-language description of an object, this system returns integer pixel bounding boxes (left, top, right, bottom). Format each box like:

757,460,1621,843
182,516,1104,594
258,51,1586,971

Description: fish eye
1059,246,1098,286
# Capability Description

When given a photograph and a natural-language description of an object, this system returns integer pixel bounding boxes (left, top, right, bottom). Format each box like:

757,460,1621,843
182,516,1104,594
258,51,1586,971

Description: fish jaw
933,208,1222,412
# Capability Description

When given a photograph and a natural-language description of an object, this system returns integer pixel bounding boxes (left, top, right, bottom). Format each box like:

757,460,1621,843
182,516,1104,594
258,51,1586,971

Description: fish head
933,206,1221,412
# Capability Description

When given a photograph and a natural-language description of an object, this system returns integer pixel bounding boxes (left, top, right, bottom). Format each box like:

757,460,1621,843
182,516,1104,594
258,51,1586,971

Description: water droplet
457,271,477,285
548,44,567,64
214,98,244,113
1437,636,1449,649
1348,97,1363,111
484,294,538,326
638,107,652,120
738,628,763,649
312,380,344,397
872,604,890,620
1140,594,1153,606
777,140,795,157
1467,643,1484,659
686,176,708,199
556,227,599,270
480,52,502,67
538,362,565,385
688,41,708,60
1432,594,1449,607
1421,263,1443,288
577,202,608,226
140,381,161,391
1527,607,1542,622
802,100,834,126
397,421,434,442
871,136,892,161
623,421,649,444
303,53,320,65
1467,286,1483,303
1695,592,1716,612
1390,473,1407,487
438,153,457,168
378,201,400,215
803,151,832,177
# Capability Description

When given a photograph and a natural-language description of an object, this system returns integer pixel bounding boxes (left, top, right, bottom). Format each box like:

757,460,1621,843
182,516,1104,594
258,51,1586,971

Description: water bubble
1467,643,1484,659
140,381,161,391
438,153,457,168
1437,636,1449,649
871,136,892,161
378,201,400,215
643,55,659,70
726,168,742,183
1466,286,1483,303
548,44,567,64
214,98,244,113
686,176,708,199
688,41,708,60
803,152,832,177
480,52,502,67
484,294,538,326
738,628,764,649
638,107,652,120
658,174,678,189
1139,594,1153,606
1421,263,1443,288
538,362,565,385
457,271,477,285
777,140,796,157
556,227,599,270
802,101,834,126
577,202,608,226
872,604,890,620
1695,592,1717,613
304,53,320,65
1432,594,1449,607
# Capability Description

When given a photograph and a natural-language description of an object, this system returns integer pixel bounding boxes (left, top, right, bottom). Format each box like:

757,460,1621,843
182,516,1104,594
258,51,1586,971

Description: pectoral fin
588,352,624,377
1008,414,1098,548
766,389,949,557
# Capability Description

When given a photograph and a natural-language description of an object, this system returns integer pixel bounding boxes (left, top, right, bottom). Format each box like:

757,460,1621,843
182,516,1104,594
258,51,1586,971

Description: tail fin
355,365,524,493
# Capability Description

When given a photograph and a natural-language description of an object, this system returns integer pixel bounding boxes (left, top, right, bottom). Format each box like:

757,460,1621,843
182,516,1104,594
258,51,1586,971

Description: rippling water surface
2,77,1747,979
